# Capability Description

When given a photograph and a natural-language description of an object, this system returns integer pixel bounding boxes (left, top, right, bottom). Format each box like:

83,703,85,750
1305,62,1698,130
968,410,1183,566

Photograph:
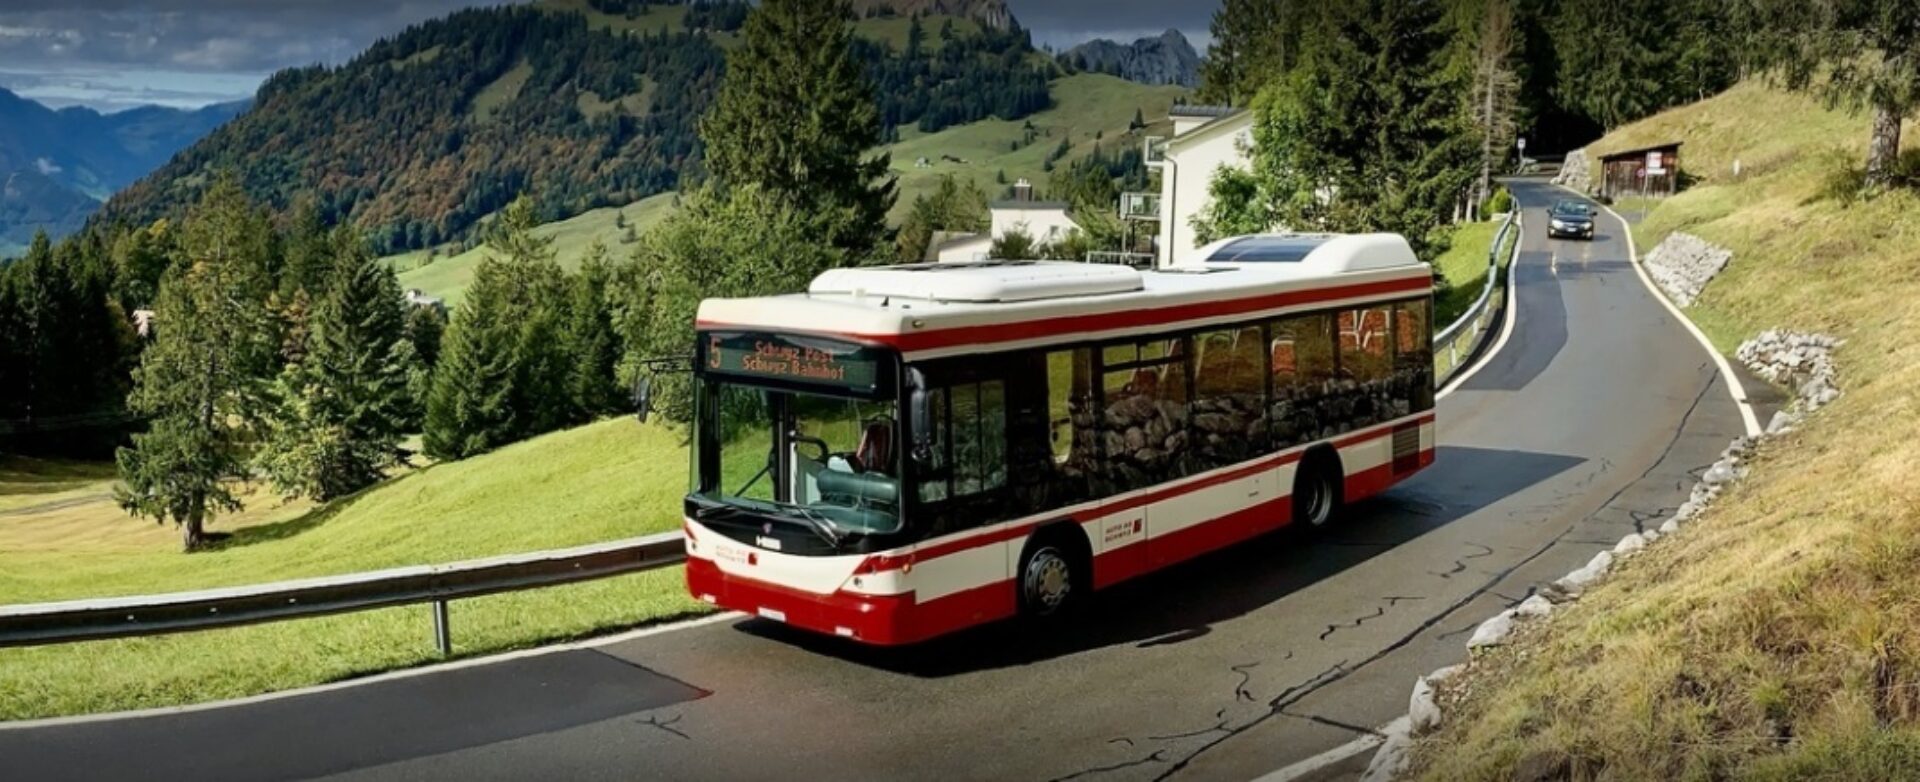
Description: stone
1702,460,1740,486
1614,533,1647,556
1359,718,1414,782
1641,528,1660,544
1468,610,1517,648
1659,517,1682,535
1767,410,1798,436
1555,550,1615,593
1514,595,1554,618
1409,676,1442,733
1644,232,1733,306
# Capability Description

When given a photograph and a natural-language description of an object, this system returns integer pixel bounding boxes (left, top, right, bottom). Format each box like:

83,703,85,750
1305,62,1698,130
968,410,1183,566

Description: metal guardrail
1435,212,1521,384
0,532,686,654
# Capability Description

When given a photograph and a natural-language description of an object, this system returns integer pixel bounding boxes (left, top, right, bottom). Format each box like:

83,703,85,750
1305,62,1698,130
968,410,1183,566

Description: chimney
1012,178,1033,202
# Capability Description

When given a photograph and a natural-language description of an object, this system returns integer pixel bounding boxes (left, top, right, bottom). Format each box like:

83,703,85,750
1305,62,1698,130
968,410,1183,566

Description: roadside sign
1517,137,1526,152
1647,151,1666,174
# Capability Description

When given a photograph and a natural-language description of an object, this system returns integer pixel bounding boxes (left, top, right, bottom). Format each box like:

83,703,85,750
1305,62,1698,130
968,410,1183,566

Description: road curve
0,179,1754,782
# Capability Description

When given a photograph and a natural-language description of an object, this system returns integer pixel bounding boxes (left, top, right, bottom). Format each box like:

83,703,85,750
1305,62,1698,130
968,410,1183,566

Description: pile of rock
1737,330,1843,434
1552,149,1592,194
1644,232,1733,306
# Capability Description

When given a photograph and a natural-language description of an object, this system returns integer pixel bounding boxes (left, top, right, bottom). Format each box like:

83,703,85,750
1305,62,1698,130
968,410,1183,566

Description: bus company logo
1103,517,1143,545
715,543,752,564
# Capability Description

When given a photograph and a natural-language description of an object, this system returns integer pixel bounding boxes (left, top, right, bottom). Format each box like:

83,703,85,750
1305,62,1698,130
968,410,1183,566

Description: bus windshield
698,382,903,537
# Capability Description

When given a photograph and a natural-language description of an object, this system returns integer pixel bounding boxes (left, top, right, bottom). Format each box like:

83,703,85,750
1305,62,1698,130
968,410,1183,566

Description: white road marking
0,612,741,730
1567,186,1763,436
1253,717,1405,782
1438,213,1524,399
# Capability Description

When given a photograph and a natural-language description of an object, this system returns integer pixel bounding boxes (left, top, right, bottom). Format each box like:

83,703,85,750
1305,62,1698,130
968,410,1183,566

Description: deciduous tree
1745,0,1920,188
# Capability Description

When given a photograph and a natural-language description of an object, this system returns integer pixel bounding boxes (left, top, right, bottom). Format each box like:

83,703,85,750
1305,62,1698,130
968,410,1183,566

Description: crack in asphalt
1429,543,1495,579
1318,607,1386,641
635,714,689,741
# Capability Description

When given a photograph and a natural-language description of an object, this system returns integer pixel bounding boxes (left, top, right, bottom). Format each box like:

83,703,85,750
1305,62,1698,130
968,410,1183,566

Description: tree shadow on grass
198,469,425,552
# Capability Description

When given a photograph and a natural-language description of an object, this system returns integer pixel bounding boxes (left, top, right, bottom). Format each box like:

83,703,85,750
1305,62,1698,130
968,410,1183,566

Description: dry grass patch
1411,83,1920,779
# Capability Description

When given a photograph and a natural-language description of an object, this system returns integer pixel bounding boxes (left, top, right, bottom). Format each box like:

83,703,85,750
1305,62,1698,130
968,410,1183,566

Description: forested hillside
95,5,725,255
94,0,1063,257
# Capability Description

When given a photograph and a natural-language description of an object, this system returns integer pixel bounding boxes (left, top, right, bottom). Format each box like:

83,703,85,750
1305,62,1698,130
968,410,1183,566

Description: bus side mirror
632,376,653,424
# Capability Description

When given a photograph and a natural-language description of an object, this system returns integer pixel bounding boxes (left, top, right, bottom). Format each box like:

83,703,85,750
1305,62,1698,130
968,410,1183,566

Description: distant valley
0,89,246,256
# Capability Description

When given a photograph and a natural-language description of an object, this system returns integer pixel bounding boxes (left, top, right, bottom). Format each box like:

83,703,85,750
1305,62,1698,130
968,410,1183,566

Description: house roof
989,200,1073,211
1167,108,1252,150
1597,142,1683,162
1169,104,1239,119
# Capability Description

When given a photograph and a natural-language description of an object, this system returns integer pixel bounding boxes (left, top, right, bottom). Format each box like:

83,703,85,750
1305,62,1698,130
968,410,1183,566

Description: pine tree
1197,0,1300,106
423,195,571,460
565,241,624,419
255,230,413,501
700,0,897,255
401,303,447,429
280,196,332,300
115,180,278,551
1746,0,1920,188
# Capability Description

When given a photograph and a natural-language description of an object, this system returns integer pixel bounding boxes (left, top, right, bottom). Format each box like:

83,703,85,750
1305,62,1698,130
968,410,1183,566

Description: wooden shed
1598,142,1682,200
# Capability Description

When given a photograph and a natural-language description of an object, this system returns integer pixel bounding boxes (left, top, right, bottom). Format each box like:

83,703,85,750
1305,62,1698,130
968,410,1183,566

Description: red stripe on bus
697,276,1431,353
849,414,1433,576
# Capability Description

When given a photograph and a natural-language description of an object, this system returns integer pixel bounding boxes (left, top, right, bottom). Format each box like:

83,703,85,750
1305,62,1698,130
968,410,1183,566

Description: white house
935,178,1082,262
1154,105,1256,267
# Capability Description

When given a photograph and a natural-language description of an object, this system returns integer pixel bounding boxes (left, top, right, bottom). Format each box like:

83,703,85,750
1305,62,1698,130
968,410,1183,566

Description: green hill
1412,82,1920,779
0,418,701,719
381,72,1188,304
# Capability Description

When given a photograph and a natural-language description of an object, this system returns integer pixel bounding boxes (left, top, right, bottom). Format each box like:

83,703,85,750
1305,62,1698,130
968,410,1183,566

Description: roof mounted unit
809,261,1144,303
1191,233,1423,273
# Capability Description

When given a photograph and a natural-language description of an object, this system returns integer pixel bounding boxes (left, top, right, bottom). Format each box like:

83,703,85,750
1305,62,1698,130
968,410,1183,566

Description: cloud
34,157,62,175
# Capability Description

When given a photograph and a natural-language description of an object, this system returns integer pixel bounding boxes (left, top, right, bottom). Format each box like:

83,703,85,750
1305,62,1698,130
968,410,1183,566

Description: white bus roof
1186,233,1420,272
697,235,1431,360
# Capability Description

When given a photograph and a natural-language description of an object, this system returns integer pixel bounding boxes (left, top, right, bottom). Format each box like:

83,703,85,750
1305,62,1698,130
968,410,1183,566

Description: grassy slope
0,419,703,719
384,192,676,306
886,72,1185,221
1414,82,1920,779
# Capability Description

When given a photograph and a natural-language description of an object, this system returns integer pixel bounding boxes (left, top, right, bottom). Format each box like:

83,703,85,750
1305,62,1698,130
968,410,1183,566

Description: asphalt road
0,179,1760,782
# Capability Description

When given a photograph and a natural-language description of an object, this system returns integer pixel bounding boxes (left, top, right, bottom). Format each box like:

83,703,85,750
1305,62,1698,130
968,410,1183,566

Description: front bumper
1548,224,1594,239
685,556,918,645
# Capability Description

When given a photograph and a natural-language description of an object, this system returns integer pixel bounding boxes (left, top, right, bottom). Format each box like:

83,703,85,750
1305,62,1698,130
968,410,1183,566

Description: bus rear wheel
1294,452,1343,529
1018,538,1081,618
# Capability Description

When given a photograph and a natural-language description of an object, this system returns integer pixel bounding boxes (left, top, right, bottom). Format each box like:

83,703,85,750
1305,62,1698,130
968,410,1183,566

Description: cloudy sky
0,0,1216,113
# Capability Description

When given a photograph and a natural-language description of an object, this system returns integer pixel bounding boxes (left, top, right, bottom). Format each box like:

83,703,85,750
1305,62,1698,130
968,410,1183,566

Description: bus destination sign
705,332,883,392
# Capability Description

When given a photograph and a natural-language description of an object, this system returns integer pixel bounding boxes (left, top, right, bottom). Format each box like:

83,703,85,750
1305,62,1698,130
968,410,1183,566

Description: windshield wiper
765,501,845,549
694,503,749,522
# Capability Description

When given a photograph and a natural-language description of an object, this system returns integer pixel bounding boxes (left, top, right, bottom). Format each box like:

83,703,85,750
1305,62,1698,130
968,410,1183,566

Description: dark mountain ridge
1061,29,1201,88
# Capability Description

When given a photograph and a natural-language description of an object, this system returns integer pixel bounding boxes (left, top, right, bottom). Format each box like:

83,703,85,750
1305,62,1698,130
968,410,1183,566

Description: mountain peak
1062,29,1200,89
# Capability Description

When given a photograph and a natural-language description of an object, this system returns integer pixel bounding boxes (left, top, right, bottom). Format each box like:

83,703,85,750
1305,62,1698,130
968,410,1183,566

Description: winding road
0,180,1765,781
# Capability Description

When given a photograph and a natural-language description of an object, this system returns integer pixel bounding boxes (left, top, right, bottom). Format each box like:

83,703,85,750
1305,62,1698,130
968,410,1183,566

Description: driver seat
856,422,894,475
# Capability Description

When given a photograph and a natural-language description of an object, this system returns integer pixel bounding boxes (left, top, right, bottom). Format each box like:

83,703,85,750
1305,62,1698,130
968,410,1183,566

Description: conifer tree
424,195,571,459
700,0,896,255
566,241,624,419
115,180,278,551
1746,0,1920,188
1197,0,1300,106
255,230,413,501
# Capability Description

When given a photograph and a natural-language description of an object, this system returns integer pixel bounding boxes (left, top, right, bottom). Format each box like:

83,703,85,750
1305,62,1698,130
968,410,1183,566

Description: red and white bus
682,233,1436,645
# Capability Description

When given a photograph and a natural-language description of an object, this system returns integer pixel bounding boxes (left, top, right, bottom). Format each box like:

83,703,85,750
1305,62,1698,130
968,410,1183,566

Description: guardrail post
432,600,451,656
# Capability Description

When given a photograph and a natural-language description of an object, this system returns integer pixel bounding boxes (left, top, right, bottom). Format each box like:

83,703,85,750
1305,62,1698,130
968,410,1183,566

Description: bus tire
1017,526,1088,618
1294,448,1344,529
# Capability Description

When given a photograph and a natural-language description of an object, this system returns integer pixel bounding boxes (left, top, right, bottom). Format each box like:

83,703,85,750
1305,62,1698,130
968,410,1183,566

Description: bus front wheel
1018,533,1085,618
1294,451,1344,528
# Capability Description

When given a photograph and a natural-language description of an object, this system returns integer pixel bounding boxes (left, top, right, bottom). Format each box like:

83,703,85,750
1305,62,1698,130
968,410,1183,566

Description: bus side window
1270,313,1335,449
915,387,950,504
1194,325,1267,469
1394,299,1436,413
948,380,1007,497
1338,306,1395,430
1046,349,1092,465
